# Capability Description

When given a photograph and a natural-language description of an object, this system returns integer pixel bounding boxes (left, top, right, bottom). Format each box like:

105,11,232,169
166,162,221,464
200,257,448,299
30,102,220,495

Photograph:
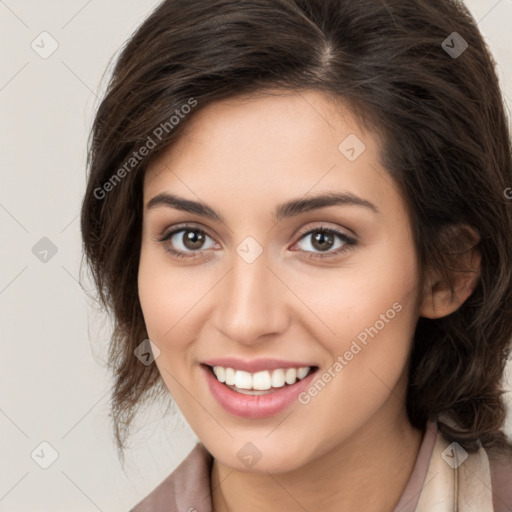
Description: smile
211,365,312,394
201,361,319,418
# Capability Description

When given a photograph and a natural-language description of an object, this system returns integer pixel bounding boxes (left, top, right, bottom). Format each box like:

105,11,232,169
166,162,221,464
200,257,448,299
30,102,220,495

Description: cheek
138,261,170,339
289,237,420,419
137,246,219,370
137,253,198,402
304,245,419,412
290,236,420,348
138,244,193,334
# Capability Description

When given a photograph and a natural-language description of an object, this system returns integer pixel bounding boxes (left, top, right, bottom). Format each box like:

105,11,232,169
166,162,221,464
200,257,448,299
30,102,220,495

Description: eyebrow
146,191,379,222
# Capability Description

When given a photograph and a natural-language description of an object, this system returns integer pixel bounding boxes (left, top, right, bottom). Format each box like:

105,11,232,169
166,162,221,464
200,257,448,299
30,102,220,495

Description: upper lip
202,357,316,373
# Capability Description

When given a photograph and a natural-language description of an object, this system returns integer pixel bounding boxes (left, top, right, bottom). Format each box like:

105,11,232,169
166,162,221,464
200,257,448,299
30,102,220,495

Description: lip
202,357,316,373
201,363,318,419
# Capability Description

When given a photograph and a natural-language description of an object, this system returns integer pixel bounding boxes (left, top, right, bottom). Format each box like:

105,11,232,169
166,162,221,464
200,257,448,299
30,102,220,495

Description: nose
212,249,290,346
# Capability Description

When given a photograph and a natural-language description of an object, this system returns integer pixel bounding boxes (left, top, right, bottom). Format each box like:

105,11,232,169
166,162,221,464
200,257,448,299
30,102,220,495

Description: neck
211,409,423,512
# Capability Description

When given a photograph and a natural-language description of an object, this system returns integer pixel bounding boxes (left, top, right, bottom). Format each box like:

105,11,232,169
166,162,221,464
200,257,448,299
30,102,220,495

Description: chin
206,436,315,474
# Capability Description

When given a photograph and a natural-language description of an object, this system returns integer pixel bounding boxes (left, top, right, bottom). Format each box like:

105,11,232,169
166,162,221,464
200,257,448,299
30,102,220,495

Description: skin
138,89,480,512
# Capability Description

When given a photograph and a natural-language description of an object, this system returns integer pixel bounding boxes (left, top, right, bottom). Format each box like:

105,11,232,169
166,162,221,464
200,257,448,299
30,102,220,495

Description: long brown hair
80,0,512,462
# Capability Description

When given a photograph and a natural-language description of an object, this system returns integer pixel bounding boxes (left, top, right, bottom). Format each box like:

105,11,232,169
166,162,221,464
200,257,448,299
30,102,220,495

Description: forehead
143,89,401,218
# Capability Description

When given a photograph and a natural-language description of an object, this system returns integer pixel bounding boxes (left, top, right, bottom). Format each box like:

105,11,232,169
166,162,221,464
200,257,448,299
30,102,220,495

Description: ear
420,225,481,319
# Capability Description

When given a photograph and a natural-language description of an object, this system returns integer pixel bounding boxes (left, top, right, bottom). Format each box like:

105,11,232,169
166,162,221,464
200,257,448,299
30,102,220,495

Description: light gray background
1,1,511,511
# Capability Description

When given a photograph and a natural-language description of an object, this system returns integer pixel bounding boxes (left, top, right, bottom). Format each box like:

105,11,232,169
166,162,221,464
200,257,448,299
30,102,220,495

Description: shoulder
487,443,512,512
129,443,213,512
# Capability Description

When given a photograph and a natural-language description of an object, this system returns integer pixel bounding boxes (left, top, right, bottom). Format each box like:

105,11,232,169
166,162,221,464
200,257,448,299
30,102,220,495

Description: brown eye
181,229,206,250
160,227,217,258
310,231,336,252
294,226,357,259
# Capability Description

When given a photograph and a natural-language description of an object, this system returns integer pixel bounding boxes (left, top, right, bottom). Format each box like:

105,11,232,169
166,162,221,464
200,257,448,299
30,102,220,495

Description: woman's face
138,89,422,472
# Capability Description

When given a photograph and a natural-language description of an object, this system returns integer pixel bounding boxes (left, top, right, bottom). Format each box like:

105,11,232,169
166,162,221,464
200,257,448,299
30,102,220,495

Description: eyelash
157,223,357,261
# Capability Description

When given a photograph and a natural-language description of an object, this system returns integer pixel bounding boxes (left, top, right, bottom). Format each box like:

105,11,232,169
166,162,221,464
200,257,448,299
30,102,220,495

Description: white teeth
230,388,273,396
252,370,272,390
214,366,226,383
225,367,236,386
285,368,297,385
297,367,309,379
271,369,285,388
212,365,312,391
234,370,252,389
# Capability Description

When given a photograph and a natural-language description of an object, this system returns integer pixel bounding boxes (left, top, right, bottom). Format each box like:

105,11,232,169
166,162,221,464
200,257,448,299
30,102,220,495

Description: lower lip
201,364,317,419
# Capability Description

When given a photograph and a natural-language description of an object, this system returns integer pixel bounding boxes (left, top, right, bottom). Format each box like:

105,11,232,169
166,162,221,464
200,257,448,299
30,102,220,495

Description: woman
80,0,512,510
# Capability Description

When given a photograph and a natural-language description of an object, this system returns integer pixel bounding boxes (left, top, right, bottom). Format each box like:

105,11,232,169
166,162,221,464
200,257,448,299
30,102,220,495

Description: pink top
130,420,512,511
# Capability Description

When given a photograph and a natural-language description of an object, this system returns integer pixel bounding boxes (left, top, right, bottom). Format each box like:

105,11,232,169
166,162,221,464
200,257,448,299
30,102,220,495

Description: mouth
204,364,317,395
200,362,319,418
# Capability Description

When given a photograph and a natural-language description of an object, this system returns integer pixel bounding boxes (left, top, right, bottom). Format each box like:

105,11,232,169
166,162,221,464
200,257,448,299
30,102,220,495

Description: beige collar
416,424,494,511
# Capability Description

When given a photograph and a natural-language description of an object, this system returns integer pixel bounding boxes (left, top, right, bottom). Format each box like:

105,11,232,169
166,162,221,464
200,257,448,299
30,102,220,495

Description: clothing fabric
130,420,512,511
